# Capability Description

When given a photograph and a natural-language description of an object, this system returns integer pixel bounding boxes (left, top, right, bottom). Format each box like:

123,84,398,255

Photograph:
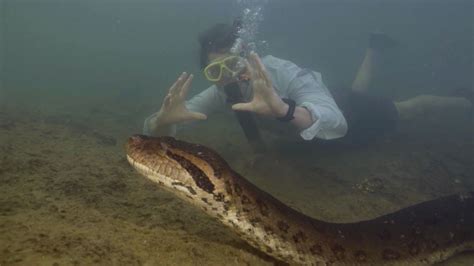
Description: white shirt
144,55,348,141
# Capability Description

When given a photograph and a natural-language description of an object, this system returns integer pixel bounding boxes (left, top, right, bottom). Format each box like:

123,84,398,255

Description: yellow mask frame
203,55,245,82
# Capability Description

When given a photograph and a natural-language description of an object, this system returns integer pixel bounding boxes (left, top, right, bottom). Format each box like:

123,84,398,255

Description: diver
143,20,472,147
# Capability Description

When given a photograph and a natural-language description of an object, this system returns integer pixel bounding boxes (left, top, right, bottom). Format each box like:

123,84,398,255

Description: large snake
126,135,474,265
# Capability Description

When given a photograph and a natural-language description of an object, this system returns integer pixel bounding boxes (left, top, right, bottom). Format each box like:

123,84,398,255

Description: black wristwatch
276,98,296,122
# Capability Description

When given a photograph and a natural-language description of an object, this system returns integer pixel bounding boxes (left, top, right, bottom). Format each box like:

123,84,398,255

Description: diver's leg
351,33,398,92
394,95,472,120
351,48,377,92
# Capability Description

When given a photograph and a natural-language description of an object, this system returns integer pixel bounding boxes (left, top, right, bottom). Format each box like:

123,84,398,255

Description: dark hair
198,19,242,69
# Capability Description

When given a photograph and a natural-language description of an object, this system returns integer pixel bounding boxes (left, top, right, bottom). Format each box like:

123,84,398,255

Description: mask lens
204,56,245,82
205,63,221,80
224,56,244,72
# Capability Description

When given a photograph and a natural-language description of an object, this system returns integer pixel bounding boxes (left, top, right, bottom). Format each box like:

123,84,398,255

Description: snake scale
126,135,474,265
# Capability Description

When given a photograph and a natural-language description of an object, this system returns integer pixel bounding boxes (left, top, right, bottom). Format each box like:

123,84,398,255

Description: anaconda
126,135,474,265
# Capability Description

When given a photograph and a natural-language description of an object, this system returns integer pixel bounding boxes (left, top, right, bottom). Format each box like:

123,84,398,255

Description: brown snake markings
166,151,215,194
126,135,474,265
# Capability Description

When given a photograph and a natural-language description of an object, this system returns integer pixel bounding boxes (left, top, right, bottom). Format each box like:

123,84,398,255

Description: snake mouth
126,134,182,183
126,135,218,197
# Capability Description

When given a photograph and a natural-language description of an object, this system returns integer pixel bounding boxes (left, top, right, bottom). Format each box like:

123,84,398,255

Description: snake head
126,135,231,207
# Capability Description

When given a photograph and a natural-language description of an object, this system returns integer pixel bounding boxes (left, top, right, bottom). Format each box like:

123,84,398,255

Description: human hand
155,72,207,126
231,52,288,118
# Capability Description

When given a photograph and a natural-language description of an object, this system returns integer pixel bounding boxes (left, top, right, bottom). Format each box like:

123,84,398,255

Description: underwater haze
2,0,472,110
0,0,473,265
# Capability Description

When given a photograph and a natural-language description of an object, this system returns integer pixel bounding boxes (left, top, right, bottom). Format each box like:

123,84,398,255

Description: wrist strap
276,98,296,122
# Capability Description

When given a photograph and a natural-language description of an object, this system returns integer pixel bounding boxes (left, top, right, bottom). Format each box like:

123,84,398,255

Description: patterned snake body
126,135,474,265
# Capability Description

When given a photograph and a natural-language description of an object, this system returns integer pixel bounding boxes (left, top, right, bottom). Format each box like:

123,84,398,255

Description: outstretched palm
158,72,206,126
232,53,287,118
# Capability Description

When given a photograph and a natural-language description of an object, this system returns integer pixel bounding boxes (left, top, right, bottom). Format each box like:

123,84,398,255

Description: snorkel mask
203,55,247,82
203,22,251,83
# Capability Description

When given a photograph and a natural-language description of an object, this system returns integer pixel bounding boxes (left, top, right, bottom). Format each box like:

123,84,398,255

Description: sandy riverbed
0,101,472,265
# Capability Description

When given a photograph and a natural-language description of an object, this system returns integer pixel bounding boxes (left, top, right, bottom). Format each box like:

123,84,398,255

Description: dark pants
332,89,399,144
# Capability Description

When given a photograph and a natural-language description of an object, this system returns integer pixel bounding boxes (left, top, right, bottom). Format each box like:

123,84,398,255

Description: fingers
163,93,172,108
249,52,261,72
245,59,257,81
169,72,189,96
179,74,193,99
169,73,184,94
189,111,207,120
247,52,271,86
252,53,271,85
231,102,253,112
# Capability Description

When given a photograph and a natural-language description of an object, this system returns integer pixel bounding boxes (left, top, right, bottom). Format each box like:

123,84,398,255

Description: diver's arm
143,74,226,137
233,53,322,133
143,112,177,136
288,71,348,140
143,73,205,137
274,103,313,130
